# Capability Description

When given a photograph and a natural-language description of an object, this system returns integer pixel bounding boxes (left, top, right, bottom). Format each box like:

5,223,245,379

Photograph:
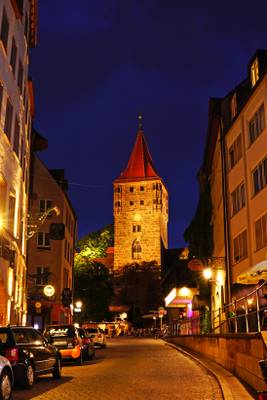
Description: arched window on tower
132,239,142,260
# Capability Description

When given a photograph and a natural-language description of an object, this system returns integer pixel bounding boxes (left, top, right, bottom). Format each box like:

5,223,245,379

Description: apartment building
0,0,37,325
27,156,76,329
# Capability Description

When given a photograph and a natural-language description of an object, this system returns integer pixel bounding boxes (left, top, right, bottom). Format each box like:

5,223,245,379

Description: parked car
77,328,95,360
44,324,85,365
0,355,13,400
85,327,107,348
0,326,61,389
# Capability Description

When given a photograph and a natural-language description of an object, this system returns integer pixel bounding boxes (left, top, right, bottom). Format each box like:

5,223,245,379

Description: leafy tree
74,261,114,322
75,224,114,267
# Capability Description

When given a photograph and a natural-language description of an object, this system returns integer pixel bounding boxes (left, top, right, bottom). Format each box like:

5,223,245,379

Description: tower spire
138,113,143,130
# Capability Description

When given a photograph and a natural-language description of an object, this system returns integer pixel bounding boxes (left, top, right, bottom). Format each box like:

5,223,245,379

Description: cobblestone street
13,337,223,400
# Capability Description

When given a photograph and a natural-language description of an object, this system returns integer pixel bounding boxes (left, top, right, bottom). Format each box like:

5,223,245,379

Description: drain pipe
219,116,232,305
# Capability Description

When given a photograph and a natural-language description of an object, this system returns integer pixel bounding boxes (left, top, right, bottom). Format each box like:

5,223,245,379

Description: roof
114,129,160,182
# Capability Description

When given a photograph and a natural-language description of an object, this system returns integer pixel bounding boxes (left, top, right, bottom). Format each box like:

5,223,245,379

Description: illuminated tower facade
113,116,168,270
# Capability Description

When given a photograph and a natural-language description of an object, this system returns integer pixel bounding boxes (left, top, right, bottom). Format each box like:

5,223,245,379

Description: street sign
188,258,205,272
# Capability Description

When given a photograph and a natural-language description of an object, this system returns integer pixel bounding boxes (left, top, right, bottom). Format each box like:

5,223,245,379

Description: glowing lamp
43,285,55,297
203,268,212,280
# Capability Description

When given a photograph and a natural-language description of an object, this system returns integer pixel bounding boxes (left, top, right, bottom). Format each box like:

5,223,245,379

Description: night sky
30,1,267,248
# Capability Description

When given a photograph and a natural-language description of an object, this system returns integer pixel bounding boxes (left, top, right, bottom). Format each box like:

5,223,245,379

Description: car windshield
45,325,75,337
0,329,12,346
87,328,98,333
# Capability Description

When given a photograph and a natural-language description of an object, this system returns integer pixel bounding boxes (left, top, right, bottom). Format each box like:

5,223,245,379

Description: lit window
132,239,141,259
251,58,259,87
230,93,237,119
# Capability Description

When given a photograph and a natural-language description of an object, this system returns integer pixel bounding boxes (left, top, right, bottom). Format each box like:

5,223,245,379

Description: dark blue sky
30,0,267,248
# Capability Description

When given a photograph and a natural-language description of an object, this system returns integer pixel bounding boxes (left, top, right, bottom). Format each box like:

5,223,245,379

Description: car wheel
77,354,83,366
23,363,35,389
0,370,12,400
52,358,61,379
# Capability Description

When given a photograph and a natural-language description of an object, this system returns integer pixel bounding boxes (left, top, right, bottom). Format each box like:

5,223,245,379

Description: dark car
77,328,95,360
0,326,61,389
44,324,85,365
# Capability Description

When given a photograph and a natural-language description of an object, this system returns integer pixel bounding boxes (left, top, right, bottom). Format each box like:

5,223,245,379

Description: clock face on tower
133,214,141,222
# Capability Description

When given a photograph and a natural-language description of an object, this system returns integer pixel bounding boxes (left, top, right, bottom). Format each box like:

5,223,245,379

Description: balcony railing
169,281,267,335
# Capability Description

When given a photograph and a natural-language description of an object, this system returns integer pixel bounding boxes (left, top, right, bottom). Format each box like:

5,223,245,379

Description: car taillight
5,348,19,362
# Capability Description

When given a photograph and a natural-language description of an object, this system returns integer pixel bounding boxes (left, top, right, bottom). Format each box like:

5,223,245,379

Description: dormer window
251,58,259,87
230,93,237,120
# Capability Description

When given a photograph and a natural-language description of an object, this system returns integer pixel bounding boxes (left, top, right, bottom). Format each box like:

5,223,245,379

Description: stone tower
113,116,168,270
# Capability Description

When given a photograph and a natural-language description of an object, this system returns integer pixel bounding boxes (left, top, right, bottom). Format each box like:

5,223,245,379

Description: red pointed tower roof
115,115,160,182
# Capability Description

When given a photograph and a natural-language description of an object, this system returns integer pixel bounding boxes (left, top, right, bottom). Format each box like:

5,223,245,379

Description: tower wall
114,179,168,270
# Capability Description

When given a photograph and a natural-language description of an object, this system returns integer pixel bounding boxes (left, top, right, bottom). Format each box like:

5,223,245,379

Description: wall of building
167,334,267,392
27,156,76,328
0,0,35,325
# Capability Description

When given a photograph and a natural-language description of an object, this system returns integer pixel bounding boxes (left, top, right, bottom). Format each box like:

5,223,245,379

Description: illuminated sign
43,285,55,297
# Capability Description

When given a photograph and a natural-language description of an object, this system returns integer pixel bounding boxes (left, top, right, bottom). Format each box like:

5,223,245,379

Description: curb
164,340,255,399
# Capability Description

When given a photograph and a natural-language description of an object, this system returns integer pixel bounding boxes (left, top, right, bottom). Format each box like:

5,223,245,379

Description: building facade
27,156,76,330
113,118,168,270
197,50,267,313
0,0,37,325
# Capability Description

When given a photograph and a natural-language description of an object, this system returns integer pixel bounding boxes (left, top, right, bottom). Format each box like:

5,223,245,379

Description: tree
75,224,114,267
74,261,114,322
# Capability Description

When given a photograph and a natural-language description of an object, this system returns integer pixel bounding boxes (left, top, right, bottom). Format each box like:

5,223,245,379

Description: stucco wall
167,334,267,392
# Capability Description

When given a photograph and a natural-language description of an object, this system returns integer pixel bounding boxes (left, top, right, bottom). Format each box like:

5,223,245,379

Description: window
233,230,248,263
37,232,50,248
129,201,134,206
0,10,9,53
249,104,265,145
17,60,23,93
140,200,144,205
132,240,141,260
140,186,144,191
36,266,49,285
251,58,259,87
8,194,15,233
115,186,121,193
255,213,267,251
133,225,141,233
129,187,134,192
153,183,162,190
228,135,242,170
252,157,267,195
13,116,20,157
39,199,52,214
24,12,29,41
10,37,17,75
231,182,245,216
230,93,237,119
0,176,7,222
115,201,121,207
4,98,13,140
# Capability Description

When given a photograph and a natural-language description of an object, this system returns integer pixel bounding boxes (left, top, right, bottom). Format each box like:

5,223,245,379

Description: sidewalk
165,341,257,399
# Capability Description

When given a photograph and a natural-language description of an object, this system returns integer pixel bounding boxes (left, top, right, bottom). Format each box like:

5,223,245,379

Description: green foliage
75,224,114,267
74,261,114,322
183,180,213,258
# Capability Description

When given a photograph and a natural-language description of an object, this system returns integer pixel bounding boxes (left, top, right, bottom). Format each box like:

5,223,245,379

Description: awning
164,287,198,308
237,260,267,284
